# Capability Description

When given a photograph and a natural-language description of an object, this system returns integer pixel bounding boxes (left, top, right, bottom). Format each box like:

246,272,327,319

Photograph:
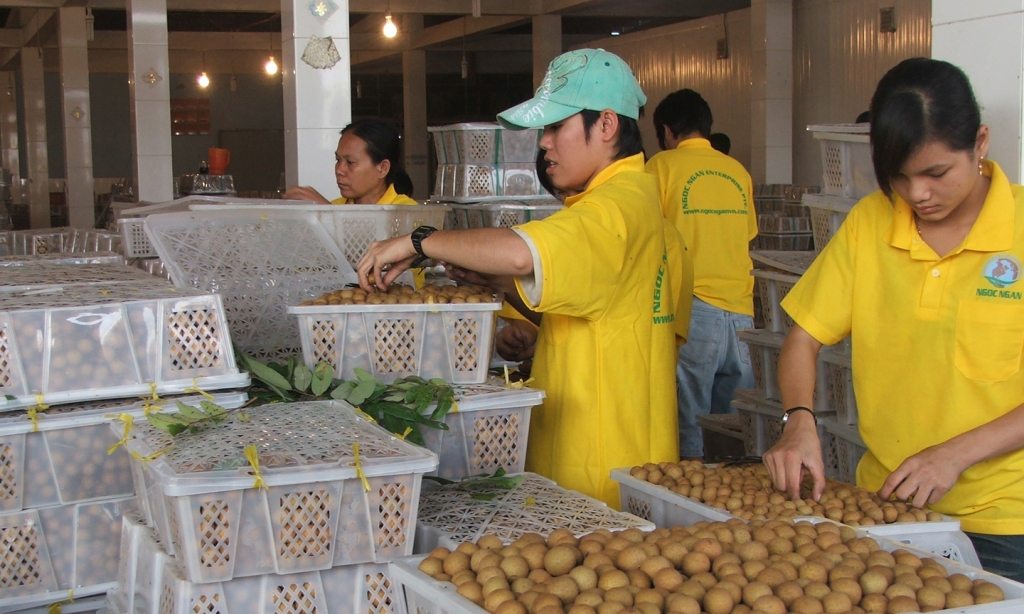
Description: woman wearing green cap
357,49,691,507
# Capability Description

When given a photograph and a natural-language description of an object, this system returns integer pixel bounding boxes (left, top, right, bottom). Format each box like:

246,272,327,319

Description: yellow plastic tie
244,444,268,491
107,413,135,455
100,289,111,295
184,379,215,401
130,447,168,464
353,443,371,492
355,408,377,424
502,365,534,390
524,496,536,507
27,394,48,432
396,426,413,440
141,383,163,415
426,294,439,314
47,590,74,614
452,400,460,413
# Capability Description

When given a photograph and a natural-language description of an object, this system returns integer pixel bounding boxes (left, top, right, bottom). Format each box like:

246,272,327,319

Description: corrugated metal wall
793,0,931,186
593,11,753,171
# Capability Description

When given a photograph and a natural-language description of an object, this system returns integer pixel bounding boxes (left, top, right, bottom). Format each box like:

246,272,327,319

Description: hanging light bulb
197,72,210,88
383,13,398,38
265,56,278,75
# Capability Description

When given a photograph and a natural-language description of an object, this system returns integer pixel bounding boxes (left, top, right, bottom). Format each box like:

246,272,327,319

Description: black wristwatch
411,225,437,259
782,406,816,425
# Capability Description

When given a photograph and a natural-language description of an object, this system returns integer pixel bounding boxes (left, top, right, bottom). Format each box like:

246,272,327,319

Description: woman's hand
496,320,538,362
282,186,331,203
357,236,417,292
445,265,516,294
763,411,827,502
878,443,968,509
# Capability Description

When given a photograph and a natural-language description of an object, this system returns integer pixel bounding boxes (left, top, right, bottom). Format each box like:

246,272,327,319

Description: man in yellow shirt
357,49,686,507
646,89,758,459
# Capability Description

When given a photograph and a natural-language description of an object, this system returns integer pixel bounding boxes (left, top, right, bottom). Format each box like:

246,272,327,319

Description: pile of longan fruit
628,462,943,527
299,283,498,306
416,520,1004,613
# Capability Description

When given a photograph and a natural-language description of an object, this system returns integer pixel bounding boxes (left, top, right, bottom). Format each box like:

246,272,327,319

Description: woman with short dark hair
764,57,1024,581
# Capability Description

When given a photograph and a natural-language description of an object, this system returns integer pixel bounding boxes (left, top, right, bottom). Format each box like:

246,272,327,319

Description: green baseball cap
497,48,647,130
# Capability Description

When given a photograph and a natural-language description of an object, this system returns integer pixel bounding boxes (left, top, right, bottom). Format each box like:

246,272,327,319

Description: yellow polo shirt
646,138,757,315
782,160,1024,534
331,184,418,205
514,154,681,507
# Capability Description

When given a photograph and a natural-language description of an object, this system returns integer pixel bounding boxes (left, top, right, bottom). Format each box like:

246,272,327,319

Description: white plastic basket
111,513,403,614
0,283,249,412
753,232,813,251
445,201,563,230
757,214,812,234
120,400,438,584
0,261,161,293
810,123,879,200
427,123,540,165
0,252,125,267
414,472,653,555
822,346,857,423
0,495,136,611
188,202,449,270
10,596,108,614
0,392,246,513
731,389,835,466
423,382,542,480
0,232,10,257
804,192,857,254
432,164,550,202
750,249,817,275
738,328,851,411
10,229,73,256
289,299,501,385
143,209,358,362
822,416,868,485
752,269,800,333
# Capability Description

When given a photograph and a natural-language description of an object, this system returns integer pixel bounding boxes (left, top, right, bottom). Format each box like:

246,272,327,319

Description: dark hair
652,89,713,149
536,149,556,196
579,110,644,160
391,168,414,197
870,58,981,197
855,111,870,124
341,119,404,186
709,133,731,155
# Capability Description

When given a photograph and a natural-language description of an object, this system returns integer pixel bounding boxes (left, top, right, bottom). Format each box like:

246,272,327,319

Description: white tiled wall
0,72,19,204
127,0,174,203
21,48,49,228
60,7,96,228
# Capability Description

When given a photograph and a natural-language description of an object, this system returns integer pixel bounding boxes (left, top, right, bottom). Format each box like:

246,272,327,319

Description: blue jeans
966,532,1024,583
677,297,754,457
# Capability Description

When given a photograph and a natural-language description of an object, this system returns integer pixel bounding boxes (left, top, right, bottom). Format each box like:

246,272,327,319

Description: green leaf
199,401,228,422
311,362,333,396
431,387,454,421
267,361,290,378
429,378,448,387
423,475,456,485
236,411,251,423
167,423,187,436
175,401,206,421
412,385,435,413
247,359,293,391
348,378,378,406
354,367,377,382
286,356,299,380
470,493,497,501
330,381,356,400
5,394,17,401
293,363,313,393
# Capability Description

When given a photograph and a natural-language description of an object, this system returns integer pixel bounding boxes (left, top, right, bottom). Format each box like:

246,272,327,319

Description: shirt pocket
955,300,1024,382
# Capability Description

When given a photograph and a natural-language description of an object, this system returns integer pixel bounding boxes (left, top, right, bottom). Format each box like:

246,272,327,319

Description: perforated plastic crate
738,329,850,410
823,417,868,486
111,513,403,614
804,192,857,254
67,229,122,254
822,347,857,423
414,472,653,554
143,209,358,361
120,400,438,584
0,261,160,293
0,283,249,412
427,123,540,165
810,123,879,200
752,269,800,333
0,392,246,513
423,382,542,480
10,228,73,255
0,252,125,267
0,495,136,612
432,164,550,202
757,214,812,234
751,249,817,275
188,202,449,270
0,232,10,257
11,596,108,613
731,389,835,473
445,201,563,230
290,299,501,385
753,232,813,251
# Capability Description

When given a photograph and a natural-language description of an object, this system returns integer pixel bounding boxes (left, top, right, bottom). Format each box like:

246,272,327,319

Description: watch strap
411,225,437,258
782,406,816,424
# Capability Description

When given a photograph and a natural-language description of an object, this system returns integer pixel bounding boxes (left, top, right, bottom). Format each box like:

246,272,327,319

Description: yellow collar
888,159,1015,257
565,153,646,207
676,138,712,150
346,183,398,204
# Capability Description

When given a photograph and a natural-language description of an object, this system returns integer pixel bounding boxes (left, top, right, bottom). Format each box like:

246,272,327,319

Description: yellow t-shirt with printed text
514,154,682,508
782,160,1024,534
331,184,418,206
646,138,757,315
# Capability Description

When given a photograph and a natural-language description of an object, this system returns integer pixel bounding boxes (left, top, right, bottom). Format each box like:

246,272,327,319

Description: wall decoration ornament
309,0,339,22
301,35,341,69
142,69,162,85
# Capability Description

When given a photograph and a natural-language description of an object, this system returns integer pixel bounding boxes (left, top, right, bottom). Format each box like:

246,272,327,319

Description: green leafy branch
145,400,245,436
236,351,455,446
425,468,525,501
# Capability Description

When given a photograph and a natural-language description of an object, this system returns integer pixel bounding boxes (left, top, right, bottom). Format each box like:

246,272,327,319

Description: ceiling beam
352,14,525,65
84,0,596,15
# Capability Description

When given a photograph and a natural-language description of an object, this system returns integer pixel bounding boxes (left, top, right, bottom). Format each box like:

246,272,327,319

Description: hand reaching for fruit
496,320,538,363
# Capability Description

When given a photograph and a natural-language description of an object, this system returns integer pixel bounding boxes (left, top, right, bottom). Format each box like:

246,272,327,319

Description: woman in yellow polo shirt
282,118,417,205
765,58,1024,581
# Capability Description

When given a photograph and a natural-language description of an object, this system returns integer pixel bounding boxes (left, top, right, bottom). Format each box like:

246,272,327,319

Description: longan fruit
799,562,829,584
973,580,1004,600
443,551,471,576
716,579,743,604
677,579,706,602
884,582,916,601
774,581,804,607
691,571,720,590
867,566,895,587
752,594,787,614
533,594,564,610
546,546,580,576
575,588,605,607
653,567,684,591
529,569,552,584
703,586,735,614
756,567,787,588
456,581,484,604
770,561,799,582
472,548,501,572
617,546,649,571
452,570,477,586
693,537,724,560
682,551,711,576
737,541,770,562
605,586,634,606
627,569,651,589
568,566,598,592
946,573,973,592
860,570,890,595
598,570,630,591
804,581,831,600
916,586,945,611
860,594,887,613
484,588,516,612
500,556,531,581
482,576,511,598
830,577,863,604
660,541,688,567
549,576,581,604
790,595,825,614
549,528,579,548
665,593,701,614
418,557,443,577
945,589,974,607
866,551,896,569
511,578,535,595
495,598,528,614
479,566,507,585
457,542,480,556
885,595,918,613
634,587,665,609
822,591,852,614
893,573,922,591
743,560,768,582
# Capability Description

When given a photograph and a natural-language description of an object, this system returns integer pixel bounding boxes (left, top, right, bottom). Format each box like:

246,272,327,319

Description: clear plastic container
446,201,563,230
427,123,540,165
120,400,438,584
10,229,73,256
0,252,125,267
414,472,653,554
0,283,249,412
290,299,501,385
809,123,879,200
0,392,246,512
0,261,159,293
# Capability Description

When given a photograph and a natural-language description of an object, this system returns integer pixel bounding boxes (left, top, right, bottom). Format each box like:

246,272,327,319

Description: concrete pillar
59,7,95,228
0,73,20,205
21,48,48,228
403,15,427,201
750,0,793,185
532,15,562,90
933,3,1024,183
282,0,351,197
127,0,173,203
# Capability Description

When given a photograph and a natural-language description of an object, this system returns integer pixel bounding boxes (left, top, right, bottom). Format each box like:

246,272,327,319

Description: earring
979,157,984,175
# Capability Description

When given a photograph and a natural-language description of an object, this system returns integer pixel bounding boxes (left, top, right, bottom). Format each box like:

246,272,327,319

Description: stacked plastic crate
108,399,441,614
428,123,564,230
0,261,250,612
752,184,817,251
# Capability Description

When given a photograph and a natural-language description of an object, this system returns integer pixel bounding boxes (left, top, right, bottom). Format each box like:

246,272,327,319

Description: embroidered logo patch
983,255,1022,289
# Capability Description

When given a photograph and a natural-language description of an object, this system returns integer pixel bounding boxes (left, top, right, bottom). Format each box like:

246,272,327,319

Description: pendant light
197,50,210,88
265,33,278,75
383,1,398,38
